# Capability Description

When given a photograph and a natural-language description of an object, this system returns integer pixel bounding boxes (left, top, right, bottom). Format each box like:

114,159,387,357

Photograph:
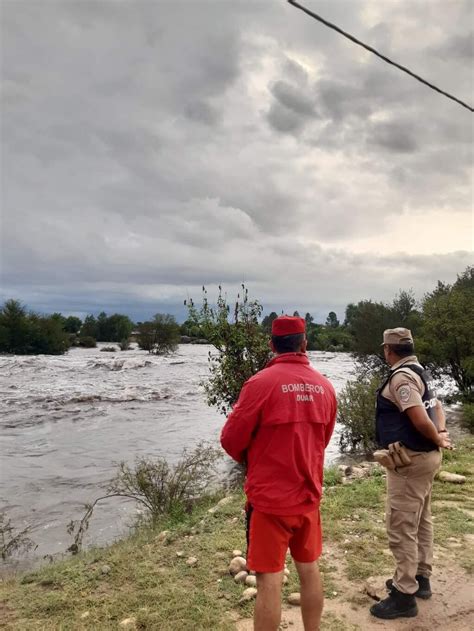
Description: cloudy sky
1,0,473,322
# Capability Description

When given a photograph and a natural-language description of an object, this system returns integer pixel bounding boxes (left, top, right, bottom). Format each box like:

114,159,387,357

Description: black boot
370,586,418,619
385,575,432,599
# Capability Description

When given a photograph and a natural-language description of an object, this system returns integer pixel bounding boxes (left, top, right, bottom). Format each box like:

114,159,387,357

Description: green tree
28,313,70,355
0,300,30,353
64,316,82,334
81,315,98,339
0,300,70,355
137,314,180,355
96,311,109,340
419,267,474,400
325,311,340,328
187,285,271,414
261,311,278,334
337,370,380,452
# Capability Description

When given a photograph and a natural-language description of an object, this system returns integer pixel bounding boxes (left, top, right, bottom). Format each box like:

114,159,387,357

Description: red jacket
220,353,337,515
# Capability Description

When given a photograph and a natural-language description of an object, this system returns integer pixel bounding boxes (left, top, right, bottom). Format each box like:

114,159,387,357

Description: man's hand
406,405,452,448
437,432,453,450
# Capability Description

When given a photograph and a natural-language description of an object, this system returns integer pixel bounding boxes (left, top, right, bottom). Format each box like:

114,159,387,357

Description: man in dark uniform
370,327,451,620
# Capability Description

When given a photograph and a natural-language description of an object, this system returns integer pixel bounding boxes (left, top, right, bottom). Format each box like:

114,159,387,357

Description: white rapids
0,344,356,566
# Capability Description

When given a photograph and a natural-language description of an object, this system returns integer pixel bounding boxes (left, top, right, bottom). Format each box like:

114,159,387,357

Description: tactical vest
375,363,438,451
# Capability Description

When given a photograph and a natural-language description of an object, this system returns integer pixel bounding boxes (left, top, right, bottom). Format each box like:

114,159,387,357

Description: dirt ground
236,546,474,631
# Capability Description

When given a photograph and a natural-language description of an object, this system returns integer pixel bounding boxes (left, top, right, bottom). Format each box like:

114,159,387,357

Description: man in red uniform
221,315,337,631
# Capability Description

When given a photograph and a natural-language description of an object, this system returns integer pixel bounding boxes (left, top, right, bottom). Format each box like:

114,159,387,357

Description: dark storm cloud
1,0,472,319
270,80,316,117
368,120,418,153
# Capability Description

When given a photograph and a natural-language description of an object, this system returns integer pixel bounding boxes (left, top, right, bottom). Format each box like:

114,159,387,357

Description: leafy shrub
338,371,381,453
67,442,222,553
119,338,131,351
137,314,180,354
186,285,271,414
77,336,97,348
0,512,36,560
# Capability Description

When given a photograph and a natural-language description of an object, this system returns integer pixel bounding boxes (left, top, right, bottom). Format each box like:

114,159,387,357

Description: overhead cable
287,0,473,113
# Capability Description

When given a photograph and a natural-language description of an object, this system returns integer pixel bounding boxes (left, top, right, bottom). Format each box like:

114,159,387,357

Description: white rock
80,612,90,619
240,587,257,602
438,471,466,484
284,568,290,576
287,592,301,606
207,507,218,514
157,530,169,542
119,618,137,628
350,467,367,479
186,556,198,566
245,575,257,587
229,556,247,575
101,565,111,575
234,571,248,584
232,549,243,557
176,551,184,558
282,576,288,585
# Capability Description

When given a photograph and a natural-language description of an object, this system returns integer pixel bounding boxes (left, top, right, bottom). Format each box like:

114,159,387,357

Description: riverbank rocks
119,618,137,628
337,461,382,485
186,556,198,567
438,471,466,484
287,593,301,606
240,587,257,602
234,571,248,584
232,549,242,557
245,575,257,587
229,556,247,575
157,530,169,542
100,564,111,575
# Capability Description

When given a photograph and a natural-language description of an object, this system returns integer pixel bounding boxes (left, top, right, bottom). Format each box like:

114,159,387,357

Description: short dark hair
387,343,414,357
272,333,305,354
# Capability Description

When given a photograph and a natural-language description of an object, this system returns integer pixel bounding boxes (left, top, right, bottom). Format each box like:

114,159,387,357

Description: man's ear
301,338,308,353
269,339,276,353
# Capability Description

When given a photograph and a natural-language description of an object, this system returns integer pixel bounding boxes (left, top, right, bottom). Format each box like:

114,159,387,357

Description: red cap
271,315,306,336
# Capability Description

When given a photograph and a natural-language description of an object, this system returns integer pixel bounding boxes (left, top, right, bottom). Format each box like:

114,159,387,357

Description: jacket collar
266,352,310,368
390,355,419,371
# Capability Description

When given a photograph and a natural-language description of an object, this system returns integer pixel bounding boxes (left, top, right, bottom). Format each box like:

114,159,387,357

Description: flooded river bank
0,344,357,567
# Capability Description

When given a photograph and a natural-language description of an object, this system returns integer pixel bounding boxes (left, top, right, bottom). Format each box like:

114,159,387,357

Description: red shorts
246,505,322,573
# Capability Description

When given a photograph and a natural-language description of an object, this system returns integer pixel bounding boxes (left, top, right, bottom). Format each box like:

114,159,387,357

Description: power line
287,0,473,113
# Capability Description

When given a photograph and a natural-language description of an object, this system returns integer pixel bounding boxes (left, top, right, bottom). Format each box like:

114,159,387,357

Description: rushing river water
0,344,356,567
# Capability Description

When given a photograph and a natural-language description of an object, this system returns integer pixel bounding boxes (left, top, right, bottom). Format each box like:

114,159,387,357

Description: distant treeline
1,266,472,400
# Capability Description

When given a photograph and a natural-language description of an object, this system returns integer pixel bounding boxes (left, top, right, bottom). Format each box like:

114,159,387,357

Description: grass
1,438,473,630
